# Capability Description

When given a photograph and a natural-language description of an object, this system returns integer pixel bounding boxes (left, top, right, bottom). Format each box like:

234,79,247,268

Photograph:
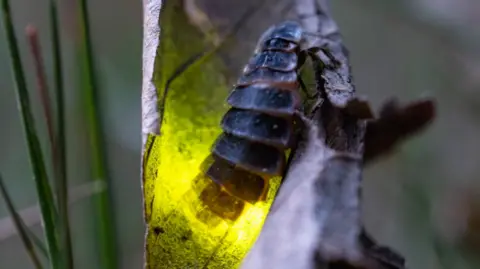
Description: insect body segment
254,21,303,53
202,21,307,211
226,85,300,116
221,108,293,148
243,51,298,74
213,133,286,176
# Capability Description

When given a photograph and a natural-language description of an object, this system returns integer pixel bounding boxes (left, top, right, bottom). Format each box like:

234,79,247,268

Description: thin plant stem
26,22,74,268
78,0,117,268
24,27,56,261
25,26,55,155
25,226,50,259
1,1,60,268
48,0,74,267
0,173,44,269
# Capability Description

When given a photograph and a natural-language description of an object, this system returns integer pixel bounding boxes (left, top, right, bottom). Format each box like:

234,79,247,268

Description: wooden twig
241,0,435,268
364,98,436,164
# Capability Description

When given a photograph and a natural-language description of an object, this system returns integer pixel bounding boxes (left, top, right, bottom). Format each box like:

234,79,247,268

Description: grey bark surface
142,0,161,145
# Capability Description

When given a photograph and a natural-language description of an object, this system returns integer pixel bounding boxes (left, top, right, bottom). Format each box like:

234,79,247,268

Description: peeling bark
142,0,161,144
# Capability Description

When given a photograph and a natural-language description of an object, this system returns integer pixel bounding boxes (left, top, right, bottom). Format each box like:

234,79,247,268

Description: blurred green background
1,0,480,268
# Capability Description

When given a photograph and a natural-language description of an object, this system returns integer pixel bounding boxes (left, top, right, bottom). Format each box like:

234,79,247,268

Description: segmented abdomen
199,21,305,220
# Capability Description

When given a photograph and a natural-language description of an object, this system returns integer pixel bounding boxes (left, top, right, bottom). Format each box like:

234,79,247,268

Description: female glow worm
196,21,337,221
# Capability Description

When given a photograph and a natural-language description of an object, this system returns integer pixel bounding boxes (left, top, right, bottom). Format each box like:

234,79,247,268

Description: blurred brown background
1,0,480,268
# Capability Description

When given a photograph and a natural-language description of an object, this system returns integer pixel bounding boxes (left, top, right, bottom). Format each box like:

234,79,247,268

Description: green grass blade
26,21,73,268
26,25,64,263
77,0,118,268
48,0,74,267
0,1,60,268
0,173,44,269
26,226,50,259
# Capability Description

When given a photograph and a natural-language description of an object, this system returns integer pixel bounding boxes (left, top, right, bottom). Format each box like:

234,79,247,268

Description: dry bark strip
240,0,435,268
142,0,161,144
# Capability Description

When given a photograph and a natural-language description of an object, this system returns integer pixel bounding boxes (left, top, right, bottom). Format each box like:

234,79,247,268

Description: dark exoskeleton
195,21,337,222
